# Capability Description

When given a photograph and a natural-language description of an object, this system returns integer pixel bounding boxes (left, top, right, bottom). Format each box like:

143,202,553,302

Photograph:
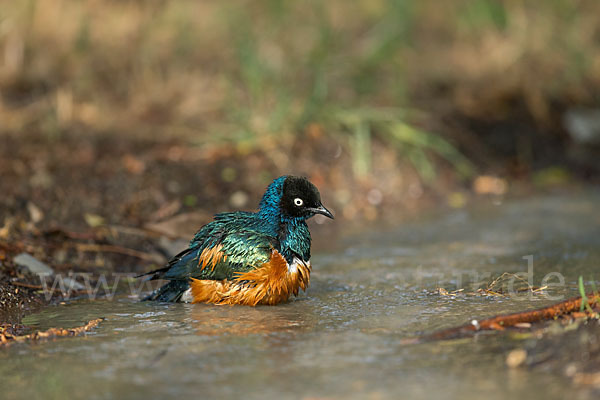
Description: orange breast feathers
189,250,311,306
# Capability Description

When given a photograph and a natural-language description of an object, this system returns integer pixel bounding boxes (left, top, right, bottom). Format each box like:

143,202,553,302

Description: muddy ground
1,129,599,392
0,130,423,322
1,125,598,323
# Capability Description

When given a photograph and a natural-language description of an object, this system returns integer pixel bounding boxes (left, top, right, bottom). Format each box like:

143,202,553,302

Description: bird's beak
311,205,334,219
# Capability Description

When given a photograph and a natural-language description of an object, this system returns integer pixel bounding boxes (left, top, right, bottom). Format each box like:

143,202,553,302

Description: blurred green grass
1,0,599,180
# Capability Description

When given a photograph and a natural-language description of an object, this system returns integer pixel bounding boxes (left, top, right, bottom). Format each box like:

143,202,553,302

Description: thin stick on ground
72,243,163,262
0,318,104,346
9,281,89,296
410,293,600,343
482,272,547,296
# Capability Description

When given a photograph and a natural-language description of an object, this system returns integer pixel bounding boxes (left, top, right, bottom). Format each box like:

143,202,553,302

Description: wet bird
141,175,334,305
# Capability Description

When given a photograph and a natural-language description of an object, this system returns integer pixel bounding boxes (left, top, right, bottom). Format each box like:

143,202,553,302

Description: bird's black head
280,176,334,220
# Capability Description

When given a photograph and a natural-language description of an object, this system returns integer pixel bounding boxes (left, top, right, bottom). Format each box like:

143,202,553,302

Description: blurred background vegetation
1,0,599,226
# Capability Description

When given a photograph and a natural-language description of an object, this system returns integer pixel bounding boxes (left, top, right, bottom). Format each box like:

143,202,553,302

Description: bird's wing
160,228,278,281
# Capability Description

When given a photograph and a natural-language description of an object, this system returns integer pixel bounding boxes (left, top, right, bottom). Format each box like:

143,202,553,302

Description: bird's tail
136,247,198,281
141,280,190,302
136,265,171,281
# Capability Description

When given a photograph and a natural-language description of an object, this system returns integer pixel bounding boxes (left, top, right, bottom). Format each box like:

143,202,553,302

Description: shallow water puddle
1,192,599,399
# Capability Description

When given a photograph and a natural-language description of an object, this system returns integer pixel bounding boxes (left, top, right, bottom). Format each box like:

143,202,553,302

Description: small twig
106,224,166,238
42,228,98,240
414,293,600,343
9,281,88,296
9,281,45,290
1,318,104,346
71,243,164,262
487,272,539,293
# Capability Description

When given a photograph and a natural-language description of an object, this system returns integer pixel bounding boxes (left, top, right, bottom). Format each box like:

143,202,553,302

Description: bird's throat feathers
278,217,311,263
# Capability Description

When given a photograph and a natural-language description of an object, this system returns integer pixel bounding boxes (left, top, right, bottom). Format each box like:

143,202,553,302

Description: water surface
2,192,599,399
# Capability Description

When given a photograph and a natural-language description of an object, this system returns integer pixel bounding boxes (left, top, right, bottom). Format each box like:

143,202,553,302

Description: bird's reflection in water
187,302,315,336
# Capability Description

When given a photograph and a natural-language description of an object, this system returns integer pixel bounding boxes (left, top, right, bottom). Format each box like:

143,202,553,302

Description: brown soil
0,130,432,324
0,123,597,325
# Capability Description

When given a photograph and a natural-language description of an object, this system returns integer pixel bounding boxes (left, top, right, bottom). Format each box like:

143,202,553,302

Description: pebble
506,349,527,368
13,253,54,276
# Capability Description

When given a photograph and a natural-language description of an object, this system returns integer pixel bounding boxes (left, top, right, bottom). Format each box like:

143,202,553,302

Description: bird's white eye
294,198,304,206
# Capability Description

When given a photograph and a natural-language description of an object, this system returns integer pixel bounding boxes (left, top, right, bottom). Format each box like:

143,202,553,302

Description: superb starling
141,175,334,305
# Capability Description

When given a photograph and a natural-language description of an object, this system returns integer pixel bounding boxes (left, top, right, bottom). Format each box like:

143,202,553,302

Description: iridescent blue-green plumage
142,175,332,302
